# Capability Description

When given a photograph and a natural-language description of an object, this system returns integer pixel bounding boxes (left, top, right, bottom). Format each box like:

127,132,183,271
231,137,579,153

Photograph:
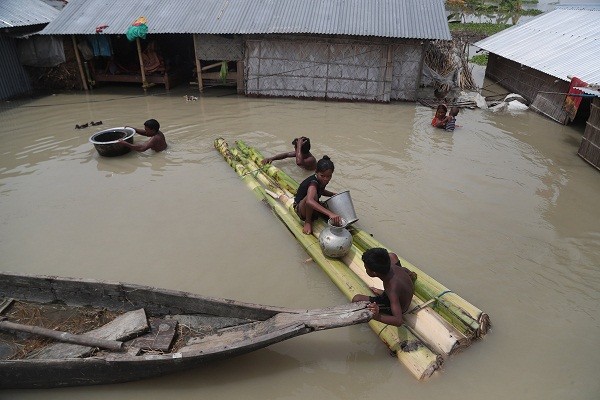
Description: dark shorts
369,293,391,313
293,202,321,221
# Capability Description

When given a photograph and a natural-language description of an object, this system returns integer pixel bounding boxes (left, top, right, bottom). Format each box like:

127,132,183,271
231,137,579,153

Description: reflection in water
1,85,599,400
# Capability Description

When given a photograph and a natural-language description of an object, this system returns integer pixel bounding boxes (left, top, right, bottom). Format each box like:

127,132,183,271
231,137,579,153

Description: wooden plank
0,298,13,314
127,319,177,352
31,309,148,359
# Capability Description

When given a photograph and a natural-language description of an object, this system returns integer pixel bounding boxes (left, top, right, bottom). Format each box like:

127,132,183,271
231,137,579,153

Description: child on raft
294,155,342,234
352,248,417,327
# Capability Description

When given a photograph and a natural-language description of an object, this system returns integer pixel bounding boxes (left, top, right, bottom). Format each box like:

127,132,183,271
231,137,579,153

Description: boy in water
261,136,317,171
119,119,167,153
442,106,459,132
352,248,416,327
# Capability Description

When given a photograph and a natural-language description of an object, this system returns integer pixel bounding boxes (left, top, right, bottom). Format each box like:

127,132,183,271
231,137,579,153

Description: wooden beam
193,34,203,93
71,35,88,91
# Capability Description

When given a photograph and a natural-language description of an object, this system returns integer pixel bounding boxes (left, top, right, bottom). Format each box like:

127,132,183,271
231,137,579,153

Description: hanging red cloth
563,77,587,121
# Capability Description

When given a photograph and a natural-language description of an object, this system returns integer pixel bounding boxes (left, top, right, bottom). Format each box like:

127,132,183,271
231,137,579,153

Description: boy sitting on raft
352,248,417,327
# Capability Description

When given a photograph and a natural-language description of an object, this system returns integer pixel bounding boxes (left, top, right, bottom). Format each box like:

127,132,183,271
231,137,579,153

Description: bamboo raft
214,138,491,380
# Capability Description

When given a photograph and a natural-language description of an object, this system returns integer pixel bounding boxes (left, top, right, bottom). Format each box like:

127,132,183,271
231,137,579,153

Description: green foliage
449,22,511,36
470,54,489,66
446,0,542,23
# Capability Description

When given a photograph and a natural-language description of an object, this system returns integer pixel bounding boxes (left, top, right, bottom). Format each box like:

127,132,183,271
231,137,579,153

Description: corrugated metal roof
474,6,600,86
0,0,60,29
576,87,600,97
39,0,451,40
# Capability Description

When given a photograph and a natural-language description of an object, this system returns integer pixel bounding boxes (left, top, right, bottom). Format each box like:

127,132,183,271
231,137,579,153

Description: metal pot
324,190,358,225
319,218,352,258
89,127,135,157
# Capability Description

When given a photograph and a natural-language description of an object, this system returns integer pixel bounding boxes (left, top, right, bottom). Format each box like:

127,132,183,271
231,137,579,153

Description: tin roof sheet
39,0,450,40
0,0,60,29
474,6,600,86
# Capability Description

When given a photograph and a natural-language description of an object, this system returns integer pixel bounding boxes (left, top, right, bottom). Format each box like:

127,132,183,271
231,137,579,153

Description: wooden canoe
0,272,371,389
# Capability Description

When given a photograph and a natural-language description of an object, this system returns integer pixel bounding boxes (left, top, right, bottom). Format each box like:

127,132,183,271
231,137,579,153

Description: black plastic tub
89,127,135,157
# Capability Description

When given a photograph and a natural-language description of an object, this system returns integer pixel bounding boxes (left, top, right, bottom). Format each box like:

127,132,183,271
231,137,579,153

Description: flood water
1,84,599,400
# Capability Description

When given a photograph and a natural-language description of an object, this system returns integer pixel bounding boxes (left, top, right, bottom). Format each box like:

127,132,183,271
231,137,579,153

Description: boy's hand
367,302,380,320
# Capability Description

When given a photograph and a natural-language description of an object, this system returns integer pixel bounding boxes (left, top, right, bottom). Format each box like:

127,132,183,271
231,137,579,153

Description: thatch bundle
1,301,119,359
424,39,477,94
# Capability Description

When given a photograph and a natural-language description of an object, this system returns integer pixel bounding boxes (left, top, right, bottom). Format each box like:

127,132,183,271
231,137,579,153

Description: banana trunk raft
214,138,490,380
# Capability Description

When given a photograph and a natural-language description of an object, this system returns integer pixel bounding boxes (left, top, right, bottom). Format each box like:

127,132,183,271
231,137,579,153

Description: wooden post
71,35,89,91
136,38,148,88
193,34,203,93
236,60,244,94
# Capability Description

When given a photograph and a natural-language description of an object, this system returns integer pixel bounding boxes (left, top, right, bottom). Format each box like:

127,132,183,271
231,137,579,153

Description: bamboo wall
245,36,423,102
486,53,570,124
578,97,600,170
194,34,243,60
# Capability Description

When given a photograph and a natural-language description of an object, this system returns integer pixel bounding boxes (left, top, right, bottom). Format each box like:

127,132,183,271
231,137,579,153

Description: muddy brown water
1,85,598,399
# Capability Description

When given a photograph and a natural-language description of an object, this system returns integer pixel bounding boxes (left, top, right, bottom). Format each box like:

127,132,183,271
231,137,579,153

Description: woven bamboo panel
194,34,243,60
577,98,600,170
391,43,422,101
487,54,571,124
587,100,600,127
245,38,392,102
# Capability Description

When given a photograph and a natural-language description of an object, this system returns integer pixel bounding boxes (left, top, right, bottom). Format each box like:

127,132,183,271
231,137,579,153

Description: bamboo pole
135,38,149,89
215,138,442,380
234,141,490,338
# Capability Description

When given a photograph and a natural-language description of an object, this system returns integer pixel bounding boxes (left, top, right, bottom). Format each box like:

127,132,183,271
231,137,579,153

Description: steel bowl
89,127,135,157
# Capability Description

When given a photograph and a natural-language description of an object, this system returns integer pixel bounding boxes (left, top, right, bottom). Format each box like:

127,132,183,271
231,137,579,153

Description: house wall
486,53,571,124
578,97,600,171
194,34,243,60
0,35,33,100
244,36,423,102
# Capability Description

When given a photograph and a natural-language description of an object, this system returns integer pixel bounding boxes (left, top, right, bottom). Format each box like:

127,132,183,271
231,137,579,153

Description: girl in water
294,155,342,234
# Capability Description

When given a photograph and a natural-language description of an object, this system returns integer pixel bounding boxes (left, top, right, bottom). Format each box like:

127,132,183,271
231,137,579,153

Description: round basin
89,127,135,157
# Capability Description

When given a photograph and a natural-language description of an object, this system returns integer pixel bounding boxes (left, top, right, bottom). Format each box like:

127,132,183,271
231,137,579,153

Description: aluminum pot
324,190,358,225
319,218,352,258
89,127,135,157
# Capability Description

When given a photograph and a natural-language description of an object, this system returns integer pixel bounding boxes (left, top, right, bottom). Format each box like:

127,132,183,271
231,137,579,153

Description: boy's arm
261,151,295,164
294,138,305,165
126,126,150,136
119,136,155,152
